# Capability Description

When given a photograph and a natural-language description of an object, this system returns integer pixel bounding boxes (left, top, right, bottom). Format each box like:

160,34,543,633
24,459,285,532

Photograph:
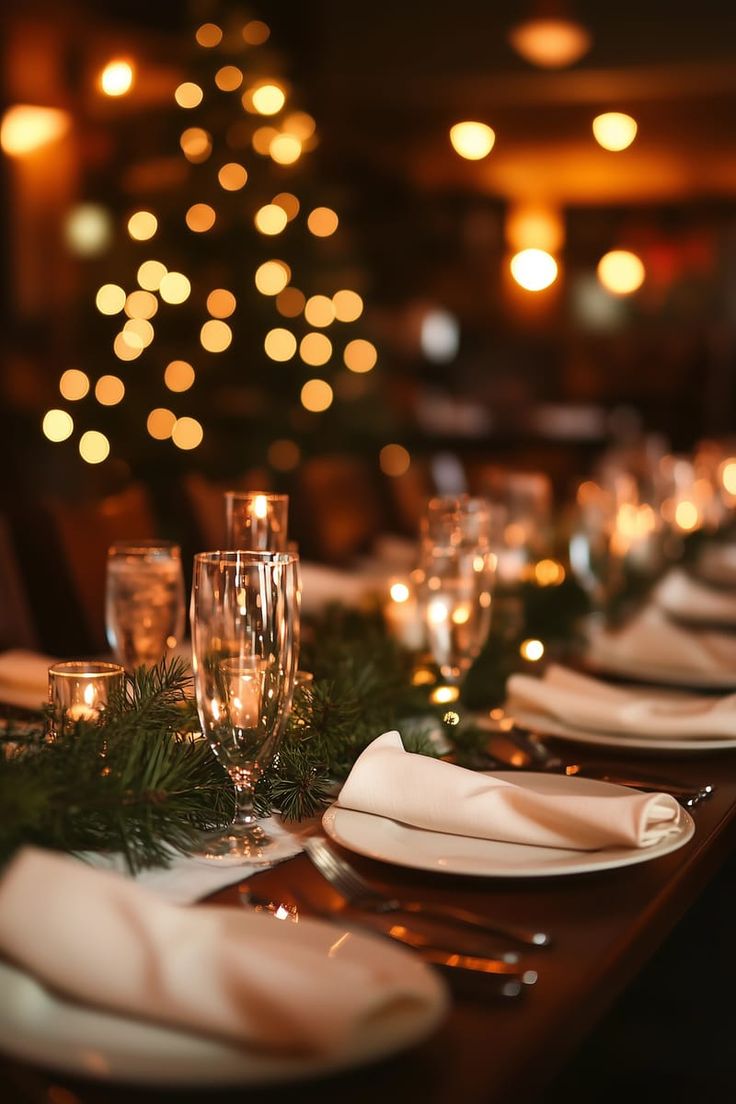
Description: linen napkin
507,664,736,740
586,605,736,679
299,561,376,614
338,732,680,851
0,847,432,1057
0,649,54,711
655,569,736,627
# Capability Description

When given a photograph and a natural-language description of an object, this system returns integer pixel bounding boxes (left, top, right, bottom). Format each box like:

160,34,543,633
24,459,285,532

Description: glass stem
233,783,258,827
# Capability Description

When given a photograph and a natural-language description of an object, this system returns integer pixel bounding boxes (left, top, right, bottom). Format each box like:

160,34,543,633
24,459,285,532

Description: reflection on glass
106,541,185,671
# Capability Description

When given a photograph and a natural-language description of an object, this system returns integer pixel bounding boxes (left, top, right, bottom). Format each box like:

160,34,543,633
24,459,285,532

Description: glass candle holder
48,661,125,740
225,492,289,552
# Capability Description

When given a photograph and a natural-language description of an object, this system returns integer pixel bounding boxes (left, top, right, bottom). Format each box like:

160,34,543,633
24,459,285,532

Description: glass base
196,822,275,865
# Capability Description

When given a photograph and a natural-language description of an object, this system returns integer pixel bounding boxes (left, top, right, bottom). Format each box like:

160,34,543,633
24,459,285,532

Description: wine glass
190,550,300,862
421,543,495,687
225,492,289,551
105,541,185,671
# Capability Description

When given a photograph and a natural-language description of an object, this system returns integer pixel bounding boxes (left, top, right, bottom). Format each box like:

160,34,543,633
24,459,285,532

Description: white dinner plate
322,772,695,878
581,653,736,691
0,915,447,1087
510,707,736,754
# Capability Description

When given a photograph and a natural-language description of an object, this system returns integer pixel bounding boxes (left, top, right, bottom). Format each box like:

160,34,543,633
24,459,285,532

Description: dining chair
0,514,38,650
44,483,158,651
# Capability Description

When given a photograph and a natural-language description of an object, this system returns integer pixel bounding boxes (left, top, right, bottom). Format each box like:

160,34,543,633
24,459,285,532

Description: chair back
0,515,38,649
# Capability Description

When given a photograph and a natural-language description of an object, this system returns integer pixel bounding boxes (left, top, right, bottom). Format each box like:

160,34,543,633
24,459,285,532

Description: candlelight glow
510,249,558,291
1,105,70,155
597,250,645,295
593,112,638,151
430,685,460,704
99,60,134,97
520,638,545,661
449,121,495,160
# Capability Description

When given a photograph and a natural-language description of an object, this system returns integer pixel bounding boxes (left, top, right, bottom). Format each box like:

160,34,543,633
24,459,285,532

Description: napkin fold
0,847,430,1057
338,732,680,851
299,562,376,614
0,649,54,710
655,569,736,627
507,664,736,740
586,605,736,679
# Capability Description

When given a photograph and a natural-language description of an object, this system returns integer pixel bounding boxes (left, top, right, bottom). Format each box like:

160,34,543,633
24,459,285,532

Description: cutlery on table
239,887,536,995
302,836,551,948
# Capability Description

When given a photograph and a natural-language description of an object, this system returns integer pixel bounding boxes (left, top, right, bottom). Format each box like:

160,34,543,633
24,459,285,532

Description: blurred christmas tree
50,2,392,483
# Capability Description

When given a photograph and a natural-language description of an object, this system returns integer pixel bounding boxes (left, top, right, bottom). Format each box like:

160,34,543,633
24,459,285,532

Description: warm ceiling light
99,60,134,97
597,250,645,295
592,112,638,152
0,105,70,156
510,248,558,291
509,16,591,69
449,121,495,160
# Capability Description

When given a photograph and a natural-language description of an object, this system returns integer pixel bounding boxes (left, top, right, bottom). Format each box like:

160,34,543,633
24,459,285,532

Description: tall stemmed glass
191,551,300,862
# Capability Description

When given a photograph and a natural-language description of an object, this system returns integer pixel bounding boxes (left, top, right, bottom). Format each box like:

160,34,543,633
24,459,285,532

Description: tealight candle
225,491,289,552
383,578,426,651
47,661,125,740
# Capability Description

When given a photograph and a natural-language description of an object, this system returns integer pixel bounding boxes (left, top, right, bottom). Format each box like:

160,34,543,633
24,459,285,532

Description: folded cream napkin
586,605,736,678
299,562,376,614
0,847,431,1057
0,649,54,710
655,569,736,626
507,664,736,740
338,732,680,851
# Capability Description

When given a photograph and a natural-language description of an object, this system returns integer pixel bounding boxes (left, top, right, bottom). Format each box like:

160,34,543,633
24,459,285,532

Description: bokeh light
215,66,243,92
174,82,203,109
307,207,339,236
79,430,110,464
721,460,736,496
276,287,306,317
675,500,699,531
137,260,167,291
270,133,302,164
127,211,157,241
243,20,270,45
113,333,142,361
592,112,638,152
255,260,291,295
272,193,300,220
304,295,335,327
380,444,411,476
520,638,545,661
218,162,248,190
59,369,89,401
42,410,74,442
159,272,191,304
164,360,195,392
180,127,212,163
332,290,363,322
252,126,279,155
264,328,297,361
597,250,645,295
147,408,176,440
63,204,112,257
172,417,204,450
300,332,332,366
510,248,558,291
420,309,460,363
283,112,316,140
300,379,334,412
125,290,158,319
0,105,70,155
250,83,286,115
200,319,232,352
268,438,300,470
95,375,125,406
123,317,154,349
449,121,495,160
509,18,591,68
206,289,236,318
344,338,378,373
255,204,288,235
195,23,222,48
185,203,216,232
99,60,134,97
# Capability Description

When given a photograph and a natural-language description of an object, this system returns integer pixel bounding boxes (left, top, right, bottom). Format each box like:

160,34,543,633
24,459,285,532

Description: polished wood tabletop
3,738,736,1104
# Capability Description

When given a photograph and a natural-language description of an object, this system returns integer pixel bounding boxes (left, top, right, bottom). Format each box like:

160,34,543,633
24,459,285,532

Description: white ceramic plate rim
582,654,736,690
510,707,736,753
0,914,447,1087
322,772,695,878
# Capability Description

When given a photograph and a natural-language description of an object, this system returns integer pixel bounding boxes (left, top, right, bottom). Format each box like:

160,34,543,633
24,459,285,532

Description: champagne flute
421,543,495,687
190,550,300,862
105,541,185,671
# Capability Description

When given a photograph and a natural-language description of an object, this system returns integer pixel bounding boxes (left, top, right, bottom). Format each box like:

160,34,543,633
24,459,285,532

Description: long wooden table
3,738,736,1104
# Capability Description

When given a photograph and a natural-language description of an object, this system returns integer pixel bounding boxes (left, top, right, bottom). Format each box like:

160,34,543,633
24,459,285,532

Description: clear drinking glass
190,550,300,862
225,492,289,551
421,544,495,686
47,660,125,740
105,541,185,671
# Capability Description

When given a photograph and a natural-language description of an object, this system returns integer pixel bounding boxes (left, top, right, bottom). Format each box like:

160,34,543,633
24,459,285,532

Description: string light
300,332,332,366
195,23,222,48
276,287,305,316
252,126,279,154
124,290,157,319
332,290,363,322
95,375,125,405
243,20,270,45
63,204,112,257
159,272,191,304
137,260,167,291
379,444,410,476
171,416,203,450
174,82,203,109
249,83,286,116
113,333,142,361
255,260,290,295
520,638,545,661
59,369,90,401
180,127,212,163
42,410,74,442
264,328,297,361
304,295,335,327
254,204,288,235
510,248,558,291
215,66,243,92
300,379,333,412
206,289,236,318
307,207,338,236
593,112,638,152
270,133,302,164
127,211,157,241
218,163,248,190
185,203,216,232
449,121,495,160
79,430,110,464
272,192,300,219
99,60,134,97
164,360,195,392
147,408,176,440
597,250,645,295
123,318,154,348
200,319,232,352
344,338,377,373
0,105,70,155
268,439,300,470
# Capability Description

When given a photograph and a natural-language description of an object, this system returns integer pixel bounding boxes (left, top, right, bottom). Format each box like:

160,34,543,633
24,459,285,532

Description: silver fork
302,837,551,948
